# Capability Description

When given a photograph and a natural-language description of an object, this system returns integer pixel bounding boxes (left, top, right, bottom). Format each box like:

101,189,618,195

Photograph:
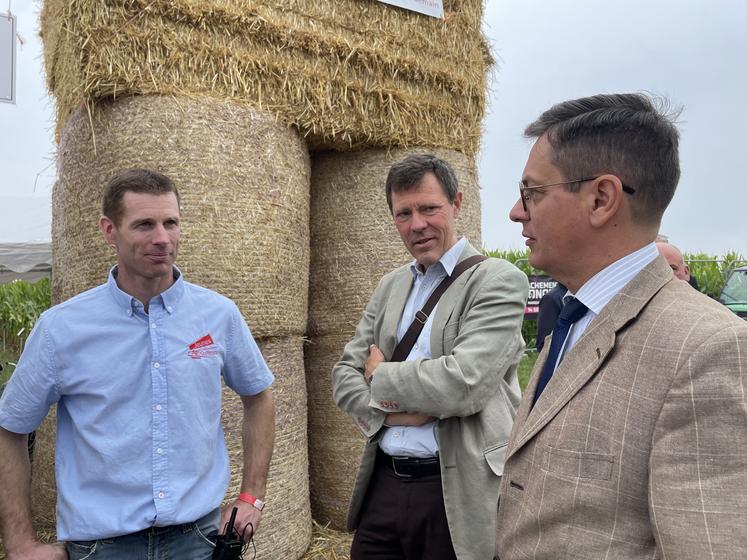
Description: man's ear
452,191,463,217
99,215,116,247
588,175,624,228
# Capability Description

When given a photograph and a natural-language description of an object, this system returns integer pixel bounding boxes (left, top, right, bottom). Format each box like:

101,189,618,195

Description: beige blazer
495,256,747,559
333,242,528,560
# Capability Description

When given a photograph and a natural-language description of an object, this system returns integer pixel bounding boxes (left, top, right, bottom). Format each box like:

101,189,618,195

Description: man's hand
0,429,63,559
385,412,436,426
7,542,67,560
364,344,385,384
220,499,263,541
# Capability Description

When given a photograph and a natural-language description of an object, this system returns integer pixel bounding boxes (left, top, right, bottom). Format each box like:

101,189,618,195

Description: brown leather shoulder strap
389,254,487,363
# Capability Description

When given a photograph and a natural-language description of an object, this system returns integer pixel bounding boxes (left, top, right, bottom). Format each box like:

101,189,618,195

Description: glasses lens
519,183,528,212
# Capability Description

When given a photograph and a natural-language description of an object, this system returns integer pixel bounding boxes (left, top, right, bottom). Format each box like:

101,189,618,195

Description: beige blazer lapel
508,256,674,459
430,243,482,356
379,267,414,360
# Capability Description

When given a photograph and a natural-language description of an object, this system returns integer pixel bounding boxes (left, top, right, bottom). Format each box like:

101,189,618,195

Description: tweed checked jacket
495,256,747,559
333,242,528,560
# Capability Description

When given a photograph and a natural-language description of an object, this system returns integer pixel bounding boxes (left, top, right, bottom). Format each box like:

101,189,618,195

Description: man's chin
413,253,438,270
527,251,543,270
144,262,175,278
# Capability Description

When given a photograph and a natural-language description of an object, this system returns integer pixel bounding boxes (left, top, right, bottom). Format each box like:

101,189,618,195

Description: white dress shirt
555,243,659,366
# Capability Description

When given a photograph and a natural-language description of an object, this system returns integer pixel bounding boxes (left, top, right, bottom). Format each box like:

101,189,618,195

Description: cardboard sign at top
378,0,444,19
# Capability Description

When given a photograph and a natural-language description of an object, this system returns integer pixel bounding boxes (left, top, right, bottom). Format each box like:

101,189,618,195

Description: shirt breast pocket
542,445,614,481
179,347,225,399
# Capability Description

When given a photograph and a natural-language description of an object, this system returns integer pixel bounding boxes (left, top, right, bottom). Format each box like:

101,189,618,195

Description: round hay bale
307,147,481,338
52,94,310,338
42,0,490,155
303,333,365,529
222,336,311,560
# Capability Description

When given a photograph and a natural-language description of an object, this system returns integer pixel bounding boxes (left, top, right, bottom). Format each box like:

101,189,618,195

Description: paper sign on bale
40,0,490,156
305,147,481,528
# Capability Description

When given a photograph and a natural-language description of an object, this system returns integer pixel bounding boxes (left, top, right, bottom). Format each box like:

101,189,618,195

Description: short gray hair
525,93,681,226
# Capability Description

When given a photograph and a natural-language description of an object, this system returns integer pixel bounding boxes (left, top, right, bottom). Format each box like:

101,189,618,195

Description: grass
0,349,17,385
518,351,538,392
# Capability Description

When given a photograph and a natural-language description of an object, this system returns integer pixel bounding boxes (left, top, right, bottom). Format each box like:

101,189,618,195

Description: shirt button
157,448,163,454
153,362,160,369
155,405,162,411
158,491,165,499
167,306,173,312
151,323,157,329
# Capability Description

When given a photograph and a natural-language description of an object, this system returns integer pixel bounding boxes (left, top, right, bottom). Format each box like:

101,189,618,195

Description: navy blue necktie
532,297,588,407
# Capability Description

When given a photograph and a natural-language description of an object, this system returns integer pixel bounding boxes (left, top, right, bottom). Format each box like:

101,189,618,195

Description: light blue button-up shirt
379,237,467,458
0,268,274,540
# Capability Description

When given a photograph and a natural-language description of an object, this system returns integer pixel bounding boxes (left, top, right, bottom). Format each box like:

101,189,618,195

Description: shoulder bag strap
389,254,487,363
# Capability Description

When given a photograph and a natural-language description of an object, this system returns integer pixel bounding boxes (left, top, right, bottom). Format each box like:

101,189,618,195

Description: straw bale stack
52,95,310,337
222,337,311,559
303,332,375,528
40,0,491,155
304,147,481,528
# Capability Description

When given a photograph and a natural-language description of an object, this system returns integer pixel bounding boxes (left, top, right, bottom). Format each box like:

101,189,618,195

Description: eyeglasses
518,177,635,212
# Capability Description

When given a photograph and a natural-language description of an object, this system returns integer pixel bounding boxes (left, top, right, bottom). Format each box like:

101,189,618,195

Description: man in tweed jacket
496,93,747,559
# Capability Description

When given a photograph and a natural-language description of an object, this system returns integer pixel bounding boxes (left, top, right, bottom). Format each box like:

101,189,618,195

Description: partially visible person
656,241,690,281
0,169,275,560
496,93,747,559
333,154,528,560
656,240,700,289
535,282,565,352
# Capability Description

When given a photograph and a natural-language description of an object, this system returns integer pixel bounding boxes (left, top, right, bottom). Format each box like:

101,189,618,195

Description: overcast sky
2,1,746,255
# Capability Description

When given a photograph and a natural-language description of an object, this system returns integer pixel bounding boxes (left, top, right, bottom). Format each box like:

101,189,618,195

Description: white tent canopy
0,242,51,283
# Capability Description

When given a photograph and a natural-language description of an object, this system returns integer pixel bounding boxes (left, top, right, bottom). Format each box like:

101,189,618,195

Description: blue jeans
65,508,220,560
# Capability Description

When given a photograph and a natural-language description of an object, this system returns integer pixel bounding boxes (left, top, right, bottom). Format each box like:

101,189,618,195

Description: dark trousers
351,451,457,560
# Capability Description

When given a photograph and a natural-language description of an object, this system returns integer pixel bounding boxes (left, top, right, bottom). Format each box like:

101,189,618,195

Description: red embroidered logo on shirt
188,334,218,359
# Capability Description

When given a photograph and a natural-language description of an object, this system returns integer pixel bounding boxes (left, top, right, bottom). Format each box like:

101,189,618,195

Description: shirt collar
566,243,659,314
409,236,467,278
107,266,184,315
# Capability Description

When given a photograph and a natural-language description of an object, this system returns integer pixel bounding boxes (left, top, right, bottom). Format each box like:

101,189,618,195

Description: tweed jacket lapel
508,256,674,459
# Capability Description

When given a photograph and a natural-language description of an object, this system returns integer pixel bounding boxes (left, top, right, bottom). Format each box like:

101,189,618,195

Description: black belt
377,448,440,478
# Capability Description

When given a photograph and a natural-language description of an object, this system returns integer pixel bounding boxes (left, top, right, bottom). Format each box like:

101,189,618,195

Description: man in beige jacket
495,93,747,559
333,154,528,560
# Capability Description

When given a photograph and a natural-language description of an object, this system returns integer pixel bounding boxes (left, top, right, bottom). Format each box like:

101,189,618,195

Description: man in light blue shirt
0,169,275,560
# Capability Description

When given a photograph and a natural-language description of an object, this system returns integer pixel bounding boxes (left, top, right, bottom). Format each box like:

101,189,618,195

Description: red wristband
238,492,266,511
